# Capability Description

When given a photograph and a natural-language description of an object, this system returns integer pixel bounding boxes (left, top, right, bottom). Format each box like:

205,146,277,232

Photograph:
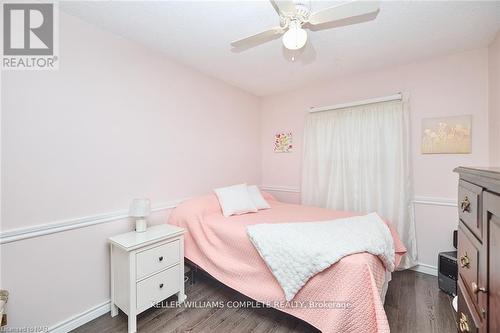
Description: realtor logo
2,2,59,70
4,3,53,55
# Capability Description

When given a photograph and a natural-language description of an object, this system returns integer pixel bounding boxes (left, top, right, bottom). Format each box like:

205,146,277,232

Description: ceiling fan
231,0,380,51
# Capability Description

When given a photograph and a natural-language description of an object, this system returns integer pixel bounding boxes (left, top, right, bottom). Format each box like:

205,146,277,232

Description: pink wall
2,14,261,232
489,31,500,165
1,12,261,328
260,48,490,269
1,9,497,331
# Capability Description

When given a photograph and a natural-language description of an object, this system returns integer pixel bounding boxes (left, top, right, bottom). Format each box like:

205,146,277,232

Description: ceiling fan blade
308,1,380,26
231,27,285,51
269,0,297,16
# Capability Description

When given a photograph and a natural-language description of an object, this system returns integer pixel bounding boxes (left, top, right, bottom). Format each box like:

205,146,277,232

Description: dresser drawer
458,226,480,306
136,240,180,280
458,278,481,333
458,180,483,240
136,264,181,312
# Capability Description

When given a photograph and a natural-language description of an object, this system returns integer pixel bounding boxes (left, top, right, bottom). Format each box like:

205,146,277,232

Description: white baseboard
410,262,438,276
49,300,110,333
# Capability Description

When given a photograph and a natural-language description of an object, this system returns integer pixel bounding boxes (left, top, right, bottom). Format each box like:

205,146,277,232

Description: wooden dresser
454,167,500,333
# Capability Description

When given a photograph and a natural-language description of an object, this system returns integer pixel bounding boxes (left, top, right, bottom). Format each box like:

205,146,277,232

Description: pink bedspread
168,193,406,333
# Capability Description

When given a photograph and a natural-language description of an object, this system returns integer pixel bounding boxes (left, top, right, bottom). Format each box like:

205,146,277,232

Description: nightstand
108,224,186,333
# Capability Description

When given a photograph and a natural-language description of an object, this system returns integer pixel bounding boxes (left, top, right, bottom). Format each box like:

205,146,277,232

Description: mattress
168,193,406,333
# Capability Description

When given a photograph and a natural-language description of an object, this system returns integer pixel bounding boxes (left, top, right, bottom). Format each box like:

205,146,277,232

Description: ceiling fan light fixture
282,21,307,50
231,0,380,53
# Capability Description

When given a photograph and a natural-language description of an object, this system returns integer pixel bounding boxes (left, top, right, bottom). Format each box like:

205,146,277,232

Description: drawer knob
159,283,164,289
460,196,471,213
459,313,470,332
460,252,470,268
159,256,164,262
471,282,487,294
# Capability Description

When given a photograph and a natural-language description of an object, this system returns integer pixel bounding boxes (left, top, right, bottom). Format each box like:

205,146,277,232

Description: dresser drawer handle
460,196,471,213
159,283,164,289
471,281,487,294
459,313,470,332
460,252,470,268
158,256,164,262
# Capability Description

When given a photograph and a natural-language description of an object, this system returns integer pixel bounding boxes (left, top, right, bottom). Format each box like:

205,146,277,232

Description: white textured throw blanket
246,213,395,301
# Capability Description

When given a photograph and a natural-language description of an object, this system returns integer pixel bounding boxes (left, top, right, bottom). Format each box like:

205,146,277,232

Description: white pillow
214,184,258,217
247,185,271,210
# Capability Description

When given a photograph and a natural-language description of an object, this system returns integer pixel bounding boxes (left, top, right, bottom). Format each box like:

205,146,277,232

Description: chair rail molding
259,185,301,193
259,185,458,207
1,190,457,245
412,196,457,207
0,199,185,245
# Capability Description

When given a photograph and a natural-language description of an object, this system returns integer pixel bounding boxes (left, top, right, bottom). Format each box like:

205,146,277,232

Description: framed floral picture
421,115,471,154
274,132,293,153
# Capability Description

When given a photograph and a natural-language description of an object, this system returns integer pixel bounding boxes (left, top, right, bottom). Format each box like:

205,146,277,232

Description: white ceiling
60,1,500,97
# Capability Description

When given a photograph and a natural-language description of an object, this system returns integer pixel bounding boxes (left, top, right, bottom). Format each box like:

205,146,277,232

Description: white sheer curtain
301,100,417,269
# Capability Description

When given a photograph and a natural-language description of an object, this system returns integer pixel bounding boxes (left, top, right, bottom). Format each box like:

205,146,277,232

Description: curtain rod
309,93,403,113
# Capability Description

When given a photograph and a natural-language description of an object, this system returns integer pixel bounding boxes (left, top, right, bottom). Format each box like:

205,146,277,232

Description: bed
168,192,407,333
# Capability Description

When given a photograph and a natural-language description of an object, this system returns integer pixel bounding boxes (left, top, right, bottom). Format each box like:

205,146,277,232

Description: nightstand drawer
136,240,180,280
136,264,180,312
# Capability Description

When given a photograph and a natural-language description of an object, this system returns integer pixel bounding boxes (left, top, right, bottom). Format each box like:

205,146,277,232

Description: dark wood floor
385,270,456,333
73,270,456,333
